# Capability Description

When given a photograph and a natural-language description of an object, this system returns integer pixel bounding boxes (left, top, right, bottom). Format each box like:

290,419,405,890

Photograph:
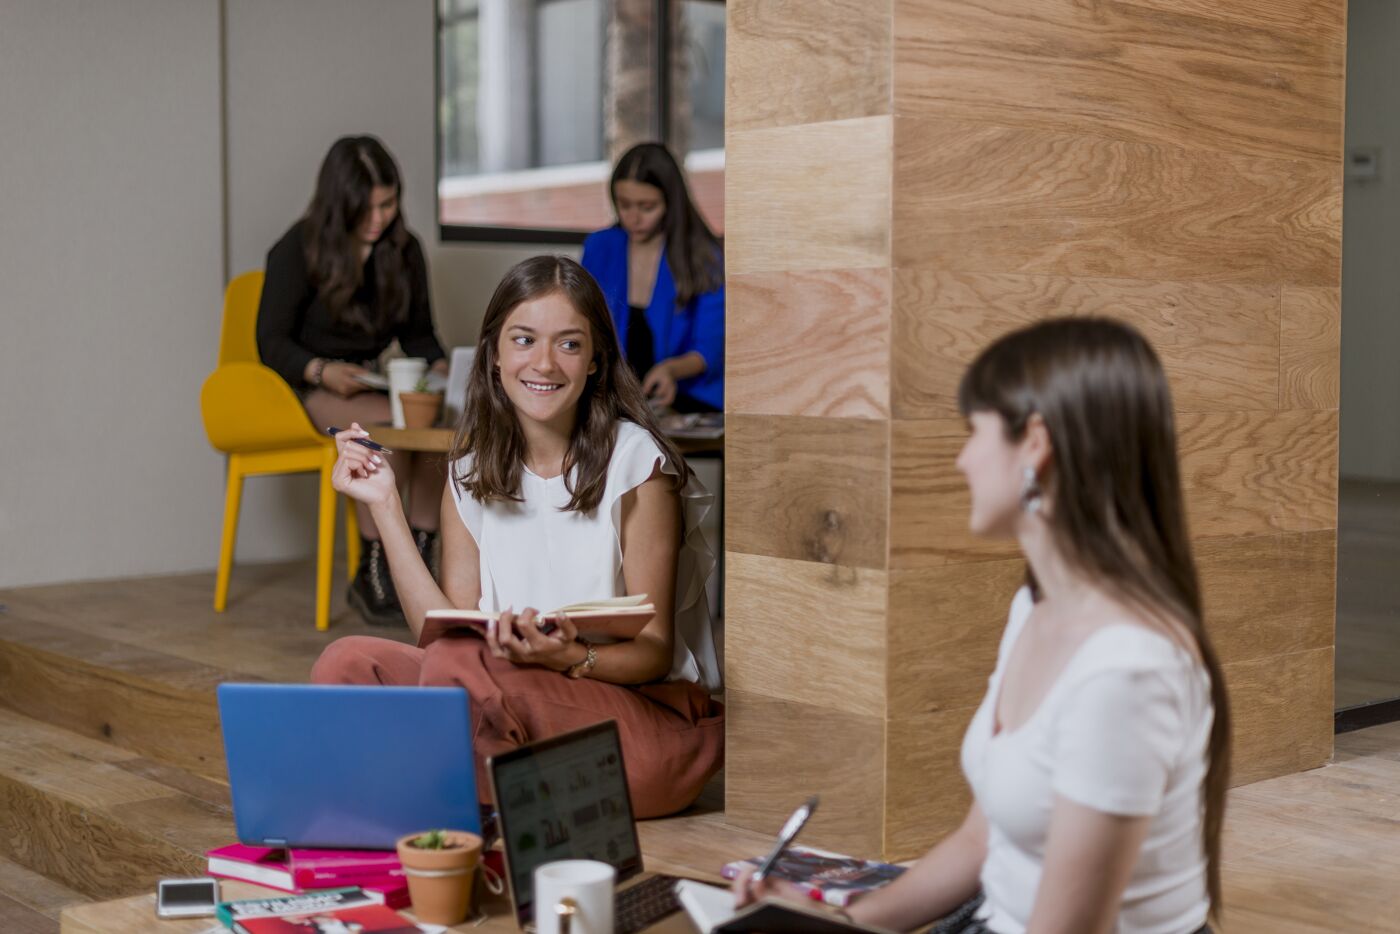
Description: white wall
0,1,225,587
1342,0,1400,480
0,0,567,586
222,0,552,562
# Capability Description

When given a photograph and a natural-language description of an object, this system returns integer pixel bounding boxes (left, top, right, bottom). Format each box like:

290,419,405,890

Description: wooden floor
1,562,1400,931
1336,476,1400,708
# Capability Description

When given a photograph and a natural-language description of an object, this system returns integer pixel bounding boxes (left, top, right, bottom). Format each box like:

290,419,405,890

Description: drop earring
1020,465,1043,515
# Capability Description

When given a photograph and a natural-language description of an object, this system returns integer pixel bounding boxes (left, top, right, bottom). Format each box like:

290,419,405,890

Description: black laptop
488,720,685,933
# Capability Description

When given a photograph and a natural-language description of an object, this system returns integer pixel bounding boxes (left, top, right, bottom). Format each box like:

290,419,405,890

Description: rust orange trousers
310,634,724,818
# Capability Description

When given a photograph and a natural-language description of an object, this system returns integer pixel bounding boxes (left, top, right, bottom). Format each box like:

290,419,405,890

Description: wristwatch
565,643,597,680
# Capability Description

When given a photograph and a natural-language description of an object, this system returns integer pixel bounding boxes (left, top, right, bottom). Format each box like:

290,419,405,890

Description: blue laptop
217,683,480,849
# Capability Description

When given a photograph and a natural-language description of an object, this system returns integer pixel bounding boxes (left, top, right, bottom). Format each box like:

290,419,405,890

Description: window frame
433,0,723,245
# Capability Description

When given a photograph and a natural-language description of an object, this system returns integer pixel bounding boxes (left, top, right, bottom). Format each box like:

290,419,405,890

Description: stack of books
206,843,409,909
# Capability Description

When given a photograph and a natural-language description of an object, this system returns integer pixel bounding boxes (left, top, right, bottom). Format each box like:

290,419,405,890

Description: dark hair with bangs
302,135,410,335
449,255,688,513
958,316,1232,921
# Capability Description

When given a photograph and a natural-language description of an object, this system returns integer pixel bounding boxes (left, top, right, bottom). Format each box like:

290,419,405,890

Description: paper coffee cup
387,357,429,428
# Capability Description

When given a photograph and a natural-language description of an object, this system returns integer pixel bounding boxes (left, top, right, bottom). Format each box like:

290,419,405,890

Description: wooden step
0,707,232,901
0,614,235,781
0,853,86,934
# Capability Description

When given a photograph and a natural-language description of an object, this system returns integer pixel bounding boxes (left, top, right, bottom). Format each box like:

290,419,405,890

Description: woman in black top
256,135,447,626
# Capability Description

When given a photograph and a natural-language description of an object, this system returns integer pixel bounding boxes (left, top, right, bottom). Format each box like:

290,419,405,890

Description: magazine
720,845,906,907
217,887,426,933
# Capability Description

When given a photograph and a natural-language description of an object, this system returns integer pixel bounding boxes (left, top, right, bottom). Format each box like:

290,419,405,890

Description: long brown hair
610,142,722,305
449,255,688,512
302,135,411,336
957,317,1232,919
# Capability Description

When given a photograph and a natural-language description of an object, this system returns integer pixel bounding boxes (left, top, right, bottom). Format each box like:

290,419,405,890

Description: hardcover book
418,595,655,647
719,846,906,907
207,844,296,892
288,848,404,889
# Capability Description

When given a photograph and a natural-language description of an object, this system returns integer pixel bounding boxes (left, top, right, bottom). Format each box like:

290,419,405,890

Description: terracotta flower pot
398,391,443,429
396,830,482,925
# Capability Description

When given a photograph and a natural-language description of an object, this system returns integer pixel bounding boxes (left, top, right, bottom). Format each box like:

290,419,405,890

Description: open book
417,595,655,648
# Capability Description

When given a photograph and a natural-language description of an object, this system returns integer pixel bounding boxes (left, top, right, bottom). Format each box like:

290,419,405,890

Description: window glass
437,0,725,237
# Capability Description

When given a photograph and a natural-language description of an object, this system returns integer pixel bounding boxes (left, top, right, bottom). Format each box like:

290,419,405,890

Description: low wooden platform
0,562,1397,932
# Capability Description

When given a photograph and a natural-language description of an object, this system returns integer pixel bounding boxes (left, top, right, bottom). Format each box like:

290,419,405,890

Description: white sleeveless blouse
448,420,722,692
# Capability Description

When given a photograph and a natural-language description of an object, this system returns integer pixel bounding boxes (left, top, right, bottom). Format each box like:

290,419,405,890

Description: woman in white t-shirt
738,318,1231,933
311,255,723,818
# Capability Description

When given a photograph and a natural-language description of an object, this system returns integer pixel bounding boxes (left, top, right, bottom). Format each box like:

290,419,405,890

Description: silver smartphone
155,877,220,919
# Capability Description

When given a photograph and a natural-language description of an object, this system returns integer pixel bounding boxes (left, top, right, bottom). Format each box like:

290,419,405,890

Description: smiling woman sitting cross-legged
310,255,723,818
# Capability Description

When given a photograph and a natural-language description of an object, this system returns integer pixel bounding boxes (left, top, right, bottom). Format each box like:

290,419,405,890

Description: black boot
347,537,405,627
412,528,440,581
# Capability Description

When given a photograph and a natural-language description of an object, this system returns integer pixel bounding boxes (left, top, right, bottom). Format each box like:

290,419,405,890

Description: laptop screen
490,721,643,924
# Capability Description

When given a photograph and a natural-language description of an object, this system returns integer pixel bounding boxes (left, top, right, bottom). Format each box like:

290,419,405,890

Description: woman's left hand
641,362,678,407
485,608,583,670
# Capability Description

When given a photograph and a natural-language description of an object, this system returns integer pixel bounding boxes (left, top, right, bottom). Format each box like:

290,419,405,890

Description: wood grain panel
891,270,1281,419
726,553,888,716
726,414,889,569
1130,0,1344,40
1280,286,1341,409
887,560,1022,718
725,690,885,855
1179,409,1338,538
1197,531,1335,665
1225,647,1332,787
884,707,977,859
894,0,1343,163
727,267,891,419
727,0,891,131
891,410,1337,568
727,116,891,276
892,116,1341,286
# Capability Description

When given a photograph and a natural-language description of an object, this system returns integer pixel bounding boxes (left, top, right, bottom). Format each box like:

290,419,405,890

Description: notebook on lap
489,720,684,932
218,683,480,849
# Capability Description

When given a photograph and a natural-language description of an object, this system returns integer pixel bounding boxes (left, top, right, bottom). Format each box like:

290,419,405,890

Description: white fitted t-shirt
448,420,722,692
961,588,1213,934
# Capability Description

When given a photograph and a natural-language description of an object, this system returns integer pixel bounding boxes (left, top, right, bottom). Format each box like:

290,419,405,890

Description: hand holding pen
327,425,393,454
732,796,819,907
328,423,399,508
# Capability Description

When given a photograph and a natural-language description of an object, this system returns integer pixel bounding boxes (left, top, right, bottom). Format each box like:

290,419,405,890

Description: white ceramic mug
534,859,615,934
387,357,429,428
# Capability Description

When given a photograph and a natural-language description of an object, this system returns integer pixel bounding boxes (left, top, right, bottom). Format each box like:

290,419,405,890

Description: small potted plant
398,375,443,429
396,828,482,925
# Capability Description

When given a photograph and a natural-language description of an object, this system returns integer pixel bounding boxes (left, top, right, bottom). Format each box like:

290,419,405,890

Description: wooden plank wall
724,0,1345,859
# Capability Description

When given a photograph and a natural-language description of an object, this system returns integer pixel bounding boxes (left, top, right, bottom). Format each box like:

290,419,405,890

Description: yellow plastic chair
200,271,360,630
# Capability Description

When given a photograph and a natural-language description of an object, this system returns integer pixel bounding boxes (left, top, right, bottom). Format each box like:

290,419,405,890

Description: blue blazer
581,226,724,410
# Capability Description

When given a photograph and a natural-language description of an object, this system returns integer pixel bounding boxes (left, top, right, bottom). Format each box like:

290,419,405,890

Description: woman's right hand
321,361,370,397
730,867,809,909
330,422,398,509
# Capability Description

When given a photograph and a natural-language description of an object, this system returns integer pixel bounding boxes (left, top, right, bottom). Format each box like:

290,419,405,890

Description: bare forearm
849,819,985,932
369,501,452,638
661,351,706,380
565,632,672,685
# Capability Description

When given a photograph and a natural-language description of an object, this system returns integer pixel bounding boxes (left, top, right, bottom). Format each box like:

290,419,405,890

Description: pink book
363,878,411,910
206,844,295,892
288,848,404,889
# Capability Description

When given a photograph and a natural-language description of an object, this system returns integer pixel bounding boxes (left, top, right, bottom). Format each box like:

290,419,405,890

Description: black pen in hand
326,426,394,455
752,795,819,885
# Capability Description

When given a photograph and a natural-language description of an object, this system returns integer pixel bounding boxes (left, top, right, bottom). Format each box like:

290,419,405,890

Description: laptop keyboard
615,873,682,934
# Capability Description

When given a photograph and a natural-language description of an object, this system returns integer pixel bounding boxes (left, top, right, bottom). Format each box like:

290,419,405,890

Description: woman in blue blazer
582,143,724,411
